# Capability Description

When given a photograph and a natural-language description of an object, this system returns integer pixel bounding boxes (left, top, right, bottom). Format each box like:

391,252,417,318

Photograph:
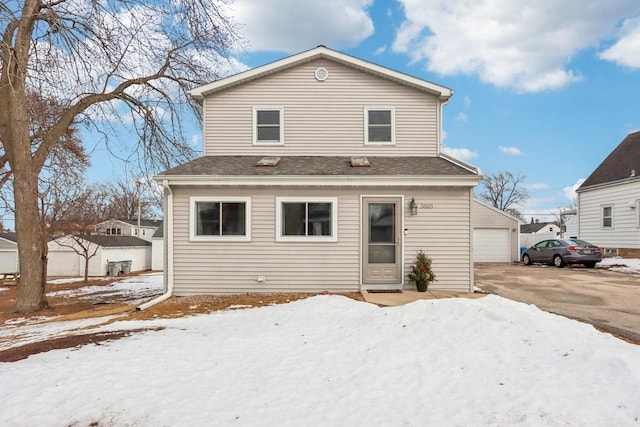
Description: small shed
48,235,151,277
472,200,521,263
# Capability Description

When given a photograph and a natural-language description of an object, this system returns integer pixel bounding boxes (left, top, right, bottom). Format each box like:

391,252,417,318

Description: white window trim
364,106,395,146
601,204,614,229
636,200,640,227
253,107,284,146
189,196,252,242
275,197,338,242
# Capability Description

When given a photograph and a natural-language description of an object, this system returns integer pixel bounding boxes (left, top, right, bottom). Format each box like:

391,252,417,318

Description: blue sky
88,0,640,221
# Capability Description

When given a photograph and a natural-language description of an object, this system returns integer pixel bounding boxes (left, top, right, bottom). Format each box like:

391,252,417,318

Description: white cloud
230,0,374,53
600,17,640,68
499,146,524,156
392,1,640,92
442,147,478,162
463,96,471,107
526,183,550,191
374,45,387,56
441,130,448,140
563,178,586,201
455,112,468,122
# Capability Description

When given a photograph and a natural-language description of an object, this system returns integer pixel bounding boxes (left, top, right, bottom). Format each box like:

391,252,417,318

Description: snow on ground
2,295,639,426
598,257,640,275
47,272,163,304
0,273,163,351
47,277,112,285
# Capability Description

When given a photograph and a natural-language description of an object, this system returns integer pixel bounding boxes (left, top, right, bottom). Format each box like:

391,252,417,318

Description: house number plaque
420,203,434,209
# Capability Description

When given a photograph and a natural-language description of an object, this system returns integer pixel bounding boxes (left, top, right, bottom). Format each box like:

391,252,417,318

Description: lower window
276,197,337,242
190,197,251,241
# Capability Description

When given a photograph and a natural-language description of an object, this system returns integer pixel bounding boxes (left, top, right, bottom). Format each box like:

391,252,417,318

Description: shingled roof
158,156,477,178
81,235,151,247
579,131,640,190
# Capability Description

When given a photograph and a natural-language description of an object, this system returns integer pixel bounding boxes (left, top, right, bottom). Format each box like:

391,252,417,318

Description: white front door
362,197,402,287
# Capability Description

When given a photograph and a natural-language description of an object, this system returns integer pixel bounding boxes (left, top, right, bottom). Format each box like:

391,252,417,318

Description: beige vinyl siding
471,200,520,262
203,58,439,157
578,180,640,249
403,188,473,292
170,185,473,295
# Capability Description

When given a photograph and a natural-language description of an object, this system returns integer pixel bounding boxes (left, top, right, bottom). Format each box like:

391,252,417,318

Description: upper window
602,205,613,228
106,228,121,236
253,107,284,145
276,197,338,242
190,197,251,241
364,107,395,145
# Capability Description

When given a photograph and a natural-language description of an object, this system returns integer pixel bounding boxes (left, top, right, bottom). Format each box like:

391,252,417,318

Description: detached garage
472,200,521,263
0,233,19,273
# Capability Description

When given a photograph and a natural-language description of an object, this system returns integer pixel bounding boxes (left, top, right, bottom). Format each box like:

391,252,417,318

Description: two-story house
156,46,481,296
94,219,162,243
577,131,640,257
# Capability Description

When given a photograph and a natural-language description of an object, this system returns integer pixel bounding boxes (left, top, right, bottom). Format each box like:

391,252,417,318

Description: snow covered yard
598,257,640,275
2,294,640,426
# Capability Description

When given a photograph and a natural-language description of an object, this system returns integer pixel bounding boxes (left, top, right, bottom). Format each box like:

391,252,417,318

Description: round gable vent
315,67,329,81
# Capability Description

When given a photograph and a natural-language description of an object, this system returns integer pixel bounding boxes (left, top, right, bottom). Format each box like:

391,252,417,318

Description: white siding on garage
47,249,82,277
0,250,18,273
471,200,520,262
152,238,164,270
473,229,510,262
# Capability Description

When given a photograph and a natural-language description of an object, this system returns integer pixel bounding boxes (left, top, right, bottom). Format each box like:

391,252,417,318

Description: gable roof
0,232,17,243
473,199,522,223
157,156,480,187
152,226,163,238
119,219,162,228
80,235,151,247
520,222,558,234
578,131,640,191
189,46,453,101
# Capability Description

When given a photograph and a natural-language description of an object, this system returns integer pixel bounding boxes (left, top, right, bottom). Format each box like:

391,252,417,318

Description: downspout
137,179,174,310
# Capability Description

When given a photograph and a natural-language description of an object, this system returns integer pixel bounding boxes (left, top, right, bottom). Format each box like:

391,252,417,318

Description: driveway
474,263,640,344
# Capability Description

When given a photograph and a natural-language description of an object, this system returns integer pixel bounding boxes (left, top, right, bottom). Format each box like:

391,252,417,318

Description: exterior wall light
409,198,418,215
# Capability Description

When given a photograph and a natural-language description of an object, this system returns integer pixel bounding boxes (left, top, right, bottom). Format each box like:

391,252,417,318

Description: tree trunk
84,252,89,283
13,167,49,312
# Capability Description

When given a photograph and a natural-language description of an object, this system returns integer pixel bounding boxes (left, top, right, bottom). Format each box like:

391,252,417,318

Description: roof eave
154,174,481,187
189,46,453,100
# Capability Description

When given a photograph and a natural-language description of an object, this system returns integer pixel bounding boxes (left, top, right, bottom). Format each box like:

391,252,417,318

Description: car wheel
553,255,564,268
584,262,596,269
522,254,531,265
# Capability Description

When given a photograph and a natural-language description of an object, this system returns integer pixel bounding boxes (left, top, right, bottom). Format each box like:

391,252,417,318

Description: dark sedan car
522,239,602,268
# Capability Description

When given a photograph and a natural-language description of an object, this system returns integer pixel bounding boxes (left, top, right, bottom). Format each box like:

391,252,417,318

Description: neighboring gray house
577,131,640,257
520,222,562,248
471,200,521,263
48,235,151,277
95,219,162,242
156,46,482,295
0,232,18,273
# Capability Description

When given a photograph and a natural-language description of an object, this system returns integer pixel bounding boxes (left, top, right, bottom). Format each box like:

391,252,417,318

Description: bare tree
478,171,529,219
103,176,159,220
1,1,237,312
50,235,100,283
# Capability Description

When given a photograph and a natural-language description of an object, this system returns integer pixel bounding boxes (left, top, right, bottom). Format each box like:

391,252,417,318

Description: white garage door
48,251,80,277
474,228,510,262
0,250,18,272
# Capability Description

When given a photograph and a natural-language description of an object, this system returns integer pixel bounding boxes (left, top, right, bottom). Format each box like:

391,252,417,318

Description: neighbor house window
364,107,395,145
253,107,284,145
276,197,338,242
602,205,613,228
190,197,251,241
106,228,121,235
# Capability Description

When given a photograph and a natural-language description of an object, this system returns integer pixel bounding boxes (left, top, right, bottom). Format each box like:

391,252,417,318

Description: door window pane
369,203,395,243
368,245,396,263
